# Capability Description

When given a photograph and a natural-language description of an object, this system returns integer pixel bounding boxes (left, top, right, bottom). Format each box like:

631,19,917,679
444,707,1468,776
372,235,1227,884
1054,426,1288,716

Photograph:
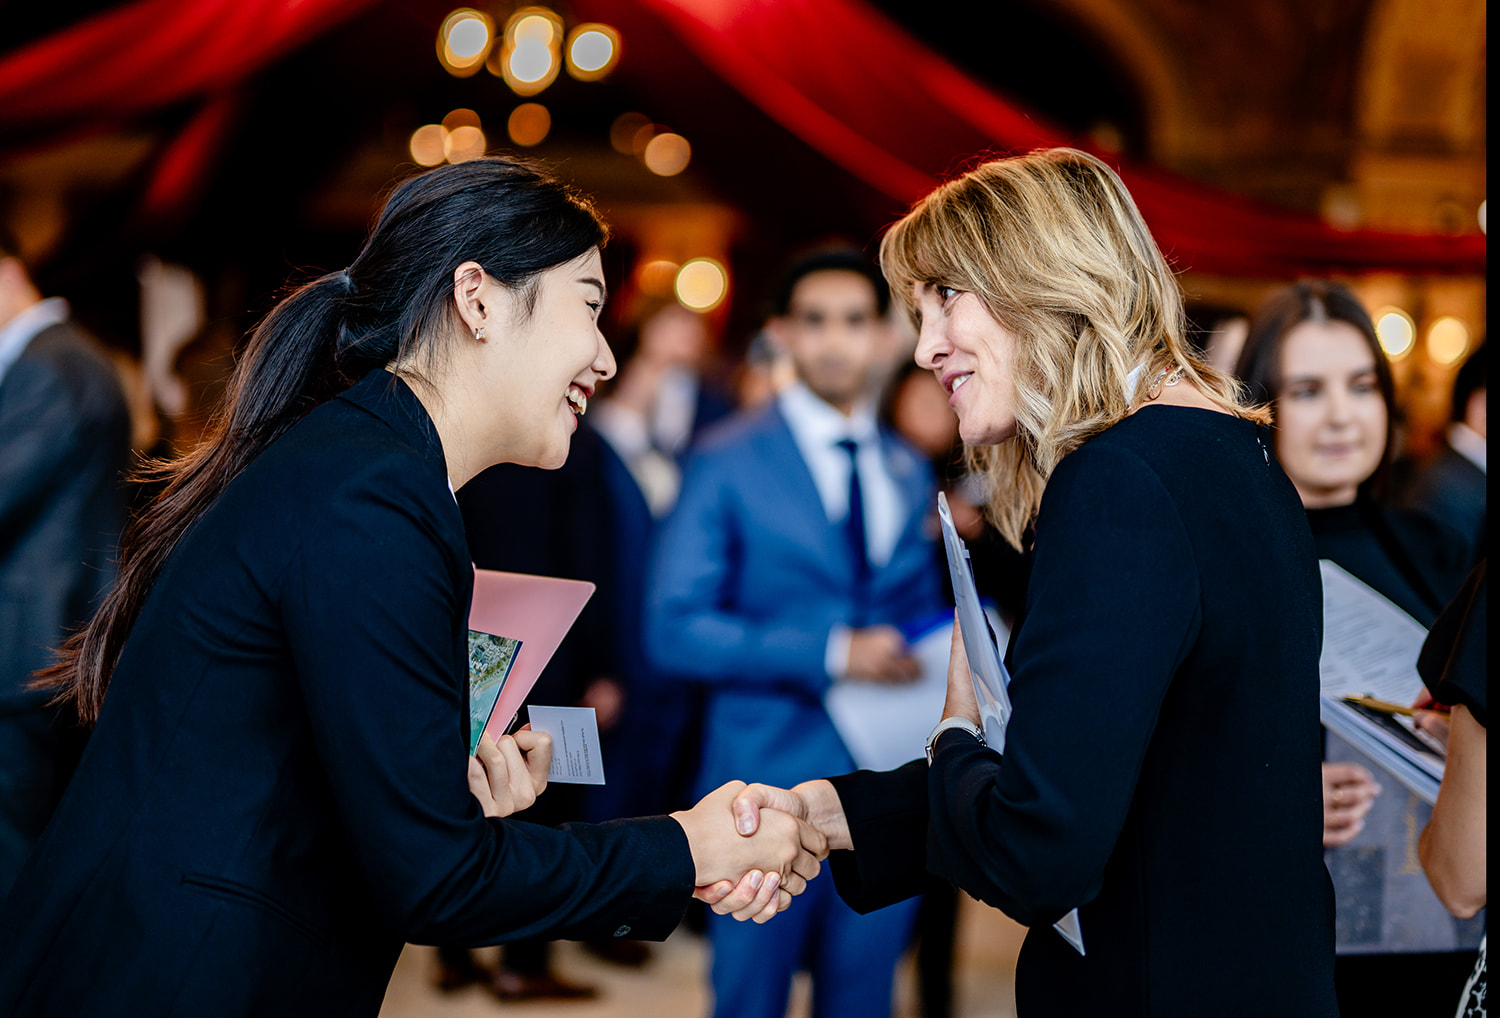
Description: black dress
1308,499,1479,1018
828,406,1338,1017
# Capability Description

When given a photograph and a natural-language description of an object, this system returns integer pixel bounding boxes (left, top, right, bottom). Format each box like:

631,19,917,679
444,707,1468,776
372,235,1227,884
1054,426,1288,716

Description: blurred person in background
733,327,794,409
0,228,131,902
591,295,734,515
1414,560,1486,1018
1235,279,1478,1018
648,245,943,1018
1405,340,1486,565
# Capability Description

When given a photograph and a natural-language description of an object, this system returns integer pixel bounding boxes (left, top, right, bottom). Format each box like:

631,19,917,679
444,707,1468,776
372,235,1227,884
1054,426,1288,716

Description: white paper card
528,706,606,785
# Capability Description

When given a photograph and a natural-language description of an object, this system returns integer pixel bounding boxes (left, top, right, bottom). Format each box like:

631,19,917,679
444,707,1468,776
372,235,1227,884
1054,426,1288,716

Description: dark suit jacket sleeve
827,760,931,912
646,449,833,692
278,457,694,946
0,348,113,540
923,445,1202,928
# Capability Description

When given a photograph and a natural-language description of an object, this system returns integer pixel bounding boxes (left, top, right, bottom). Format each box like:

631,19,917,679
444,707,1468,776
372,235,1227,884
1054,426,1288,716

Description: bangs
878,179,983,314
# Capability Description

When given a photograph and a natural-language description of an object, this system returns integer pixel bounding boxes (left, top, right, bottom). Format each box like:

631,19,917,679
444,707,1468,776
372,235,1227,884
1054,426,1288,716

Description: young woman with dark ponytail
0,158,822,1017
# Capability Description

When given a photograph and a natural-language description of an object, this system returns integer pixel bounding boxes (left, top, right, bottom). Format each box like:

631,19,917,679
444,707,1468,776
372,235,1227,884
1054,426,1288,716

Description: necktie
836,439,871,588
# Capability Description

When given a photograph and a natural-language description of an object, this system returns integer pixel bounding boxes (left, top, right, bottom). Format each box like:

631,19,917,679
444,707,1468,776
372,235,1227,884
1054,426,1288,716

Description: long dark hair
1235,279,1399,493
39,157,608,723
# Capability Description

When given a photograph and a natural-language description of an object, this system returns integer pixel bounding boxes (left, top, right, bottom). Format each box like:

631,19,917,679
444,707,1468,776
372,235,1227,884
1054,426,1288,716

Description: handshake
671,779,849,924
468,732,849,926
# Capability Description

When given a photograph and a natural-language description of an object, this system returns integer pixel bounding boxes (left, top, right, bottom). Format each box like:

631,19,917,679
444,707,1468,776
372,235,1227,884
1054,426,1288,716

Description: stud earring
475,326,486,340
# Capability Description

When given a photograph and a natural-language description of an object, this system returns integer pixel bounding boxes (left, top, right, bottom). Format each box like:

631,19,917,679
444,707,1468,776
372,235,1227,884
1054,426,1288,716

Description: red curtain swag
1,0,1485,276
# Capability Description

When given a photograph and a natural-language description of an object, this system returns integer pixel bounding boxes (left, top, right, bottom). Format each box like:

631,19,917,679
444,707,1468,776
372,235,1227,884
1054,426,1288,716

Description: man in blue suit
647,247,943,1018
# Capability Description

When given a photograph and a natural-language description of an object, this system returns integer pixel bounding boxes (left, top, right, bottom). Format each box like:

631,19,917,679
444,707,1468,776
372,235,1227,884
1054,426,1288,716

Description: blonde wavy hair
879,147,1266,549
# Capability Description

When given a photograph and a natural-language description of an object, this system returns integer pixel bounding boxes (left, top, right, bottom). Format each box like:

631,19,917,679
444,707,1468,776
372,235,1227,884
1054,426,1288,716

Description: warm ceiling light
508,103,551,147
566,24,619,79
610,112,651,154
437,9,492,77
675,258,727,311
442,108,482,132
1374,307,1415,359
509,40,554,83
444,125,487,163
511,10,559,46
643,132,691,176
1425,317,1470,366
409,124,448,166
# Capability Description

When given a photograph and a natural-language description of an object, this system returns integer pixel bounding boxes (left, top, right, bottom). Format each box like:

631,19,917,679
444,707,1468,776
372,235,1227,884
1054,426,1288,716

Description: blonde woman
723,149,1339,1016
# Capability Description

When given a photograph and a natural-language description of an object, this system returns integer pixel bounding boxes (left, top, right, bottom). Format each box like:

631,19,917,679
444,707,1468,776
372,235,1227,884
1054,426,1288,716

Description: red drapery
588,0,1484,277
0,0,378,128
0,0,1485,276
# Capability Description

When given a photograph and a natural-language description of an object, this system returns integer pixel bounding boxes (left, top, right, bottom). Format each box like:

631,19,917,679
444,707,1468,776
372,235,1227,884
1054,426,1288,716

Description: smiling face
482,248,616,469
911,282,1019,446
778,269,884,414
1273,319,1387,508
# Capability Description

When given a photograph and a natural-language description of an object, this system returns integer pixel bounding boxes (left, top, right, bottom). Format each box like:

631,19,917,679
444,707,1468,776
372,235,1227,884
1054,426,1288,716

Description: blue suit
647,401,942,1018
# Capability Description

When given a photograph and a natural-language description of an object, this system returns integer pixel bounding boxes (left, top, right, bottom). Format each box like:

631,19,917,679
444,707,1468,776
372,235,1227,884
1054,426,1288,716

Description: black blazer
0,320,130,704
827,408,1338,1017
0,371,694,1017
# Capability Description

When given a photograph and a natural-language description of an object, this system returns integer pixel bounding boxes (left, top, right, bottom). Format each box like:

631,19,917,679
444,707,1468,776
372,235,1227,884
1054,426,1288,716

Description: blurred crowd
0,221,1486,1017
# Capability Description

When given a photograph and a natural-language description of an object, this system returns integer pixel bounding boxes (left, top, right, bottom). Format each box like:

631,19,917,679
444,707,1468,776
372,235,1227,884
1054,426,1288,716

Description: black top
1418,560,1486,727
828,406,1337,1017
0,371,694,1017
1305,499,1470,626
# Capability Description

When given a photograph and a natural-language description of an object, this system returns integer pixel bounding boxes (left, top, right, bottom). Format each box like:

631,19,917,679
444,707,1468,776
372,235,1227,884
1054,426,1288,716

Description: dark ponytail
38,157,607,722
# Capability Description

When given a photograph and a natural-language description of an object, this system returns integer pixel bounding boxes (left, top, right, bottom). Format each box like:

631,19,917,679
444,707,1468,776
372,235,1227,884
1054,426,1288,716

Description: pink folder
468,568,595,743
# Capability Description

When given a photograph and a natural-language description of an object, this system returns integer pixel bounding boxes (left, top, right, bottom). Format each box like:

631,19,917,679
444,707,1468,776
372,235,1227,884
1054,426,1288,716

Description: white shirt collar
1447,422,1487,474
777,380,878,448
0,297,70,388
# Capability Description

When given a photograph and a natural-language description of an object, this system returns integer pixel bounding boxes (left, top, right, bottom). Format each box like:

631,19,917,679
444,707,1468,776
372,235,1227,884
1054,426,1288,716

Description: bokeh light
637,259,679,297
495,7,563,95
566,24,620,80
1374,307,1416,359
444,125,487,163
409,124,448,166
675,258,727,312
631,122,659,156
437,9,492,77
508,104,551,147
1480,199,1488,234
610,112,651,154
1425,317,1470,366
643,132,691,176
442,108,482,132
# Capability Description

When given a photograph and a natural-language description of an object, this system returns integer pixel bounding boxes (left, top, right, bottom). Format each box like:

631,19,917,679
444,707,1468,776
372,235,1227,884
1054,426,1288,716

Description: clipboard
935,492,1086,956
468,568,595,747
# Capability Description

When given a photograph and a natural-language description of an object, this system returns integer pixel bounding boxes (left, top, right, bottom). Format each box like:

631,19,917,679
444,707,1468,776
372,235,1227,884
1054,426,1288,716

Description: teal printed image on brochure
467,631,522,755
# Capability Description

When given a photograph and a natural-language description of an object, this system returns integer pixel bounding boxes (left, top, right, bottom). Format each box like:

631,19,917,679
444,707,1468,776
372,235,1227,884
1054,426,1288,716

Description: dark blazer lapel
337,370,449,477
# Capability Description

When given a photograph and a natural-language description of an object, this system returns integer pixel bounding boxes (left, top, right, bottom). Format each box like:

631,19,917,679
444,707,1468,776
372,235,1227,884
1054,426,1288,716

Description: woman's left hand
942,614,982,727
468,727,553,818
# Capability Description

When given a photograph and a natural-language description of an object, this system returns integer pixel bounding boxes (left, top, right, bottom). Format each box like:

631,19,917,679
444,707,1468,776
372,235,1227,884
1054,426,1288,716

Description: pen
1343,695,1447,718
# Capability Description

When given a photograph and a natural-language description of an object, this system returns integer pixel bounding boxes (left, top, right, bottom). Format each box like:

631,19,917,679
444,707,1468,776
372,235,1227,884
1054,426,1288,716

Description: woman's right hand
468,728,553,818
673,782,827,922
1322,761,1381,847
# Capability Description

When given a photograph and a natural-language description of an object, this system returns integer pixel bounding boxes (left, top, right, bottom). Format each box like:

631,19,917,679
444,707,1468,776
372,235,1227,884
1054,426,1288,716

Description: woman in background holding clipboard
1235,282,1476,1018
728,148,1341,1017
0,158,822,1017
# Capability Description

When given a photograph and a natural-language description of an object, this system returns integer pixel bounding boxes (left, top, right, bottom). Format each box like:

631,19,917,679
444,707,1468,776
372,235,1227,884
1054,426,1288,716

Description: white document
1316,560,1443,803
933,492,1085,957
527,706,605,785
826,613,1008,775
1316,560,1427,702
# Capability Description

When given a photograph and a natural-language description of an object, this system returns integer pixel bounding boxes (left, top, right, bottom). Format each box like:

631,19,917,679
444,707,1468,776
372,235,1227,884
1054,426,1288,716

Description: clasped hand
674,782,829,924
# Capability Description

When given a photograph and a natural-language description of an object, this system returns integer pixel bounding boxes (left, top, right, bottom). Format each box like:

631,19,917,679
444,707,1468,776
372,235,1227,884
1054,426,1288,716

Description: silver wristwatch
926,716,984,764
